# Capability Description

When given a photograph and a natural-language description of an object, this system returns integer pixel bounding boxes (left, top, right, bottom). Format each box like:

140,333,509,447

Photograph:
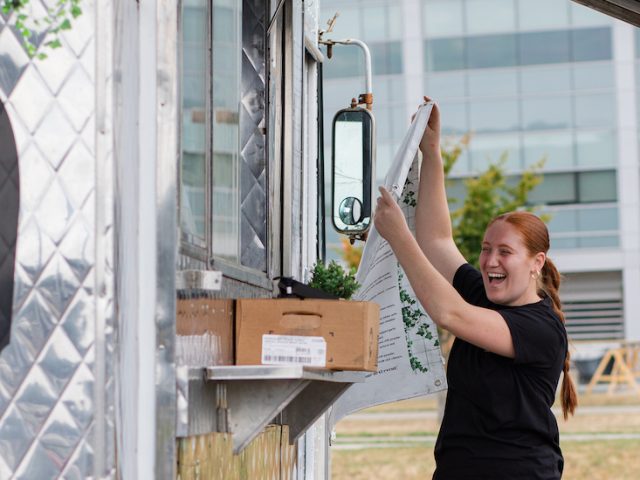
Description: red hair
489,211,577,419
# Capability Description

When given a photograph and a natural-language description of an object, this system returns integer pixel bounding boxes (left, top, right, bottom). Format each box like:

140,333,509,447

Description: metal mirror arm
322,37,376,244
320,38,374,111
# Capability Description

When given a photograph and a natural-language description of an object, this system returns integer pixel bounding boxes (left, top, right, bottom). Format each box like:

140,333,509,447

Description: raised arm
415,99,466,283
374,187,514,358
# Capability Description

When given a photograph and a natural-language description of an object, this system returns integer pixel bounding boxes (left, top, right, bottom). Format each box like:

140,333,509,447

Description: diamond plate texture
0,0,116,477
240,0,267,271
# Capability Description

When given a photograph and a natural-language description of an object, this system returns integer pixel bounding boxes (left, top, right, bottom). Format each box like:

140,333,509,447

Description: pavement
332,402,640,450
333,432,640,451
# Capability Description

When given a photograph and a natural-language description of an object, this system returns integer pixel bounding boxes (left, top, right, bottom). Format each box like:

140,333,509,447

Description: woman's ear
535,252,546,273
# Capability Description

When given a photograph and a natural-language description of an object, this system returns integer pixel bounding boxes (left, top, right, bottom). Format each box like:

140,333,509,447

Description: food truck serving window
180,0,268,274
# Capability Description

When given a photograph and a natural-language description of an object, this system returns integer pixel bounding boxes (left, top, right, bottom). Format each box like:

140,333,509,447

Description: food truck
0,0,636,478
0,0,380,477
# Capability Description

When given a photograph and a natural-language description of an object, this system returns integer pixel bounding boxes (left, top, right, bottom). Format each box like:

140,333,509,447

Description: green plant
2,0,83,59
308,260,360,300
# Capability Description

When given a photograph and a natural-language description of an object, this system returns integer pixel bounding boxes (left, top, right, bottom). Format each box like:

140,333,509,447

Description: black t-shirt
433,264,568,480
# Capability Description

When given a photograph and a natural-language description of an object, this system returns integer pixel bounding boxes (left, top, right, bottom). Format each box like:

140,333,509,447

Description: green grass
332,441,640,479
331,392,640,479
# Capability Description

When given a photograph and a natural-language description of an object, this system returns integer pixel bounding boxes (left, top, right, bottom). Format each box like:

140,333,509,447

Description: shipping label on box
261,334,327,367
235,298,379,371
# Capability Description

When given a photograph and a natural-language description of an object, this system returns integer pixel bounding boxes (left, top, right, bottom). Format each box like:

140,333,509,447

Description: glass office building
320,0,640,342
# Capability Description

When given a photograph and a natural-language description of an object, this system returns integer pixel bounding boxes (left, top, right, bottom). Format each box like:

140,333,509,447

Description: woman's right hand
418,96,441,156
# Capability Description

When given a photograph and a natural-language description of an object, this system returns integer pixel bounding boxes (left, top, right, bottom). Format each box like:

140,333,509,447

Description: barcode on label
261,334,327,367
263,355,313,364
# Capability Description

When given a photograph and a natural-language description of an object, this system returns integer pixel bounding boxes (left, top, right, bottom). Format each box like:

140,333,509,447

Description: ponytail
540,258,578,420
493,211,578,419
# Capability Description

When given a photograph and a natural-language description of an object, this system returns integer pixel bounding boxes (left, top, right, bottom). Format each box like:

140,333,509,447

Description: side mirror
331,107,375,236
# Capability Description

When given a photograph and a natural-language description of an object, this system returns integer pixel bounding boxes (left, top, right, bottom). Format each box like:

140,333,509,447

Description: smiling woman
0,101,19,352
373,98,578,480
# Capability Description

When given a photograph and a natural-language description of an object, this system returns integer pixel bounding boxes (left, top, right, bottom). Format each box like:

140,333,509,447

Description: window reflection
211,0,241,261
468,134,521,171
325,41,402,78
372,41,403,75
522,96,572,130
518,0,569,30
529,173,576,205
523,131,574,168
579,171,617,203
423,0,464,37
546,209,578,233
578,206,618,231
467,34,517,69
469,99,519,133
466,0,516,35
572,28,612,62
424,28,612,72
439,101,468,134
576,130,616,167
181,0,208,244
543,206,619,249
468,70,517,97
519,31,570,66
574,93,615,128
573,63,614,90
425,38,465,72
180,0,242,258
426,72,466,99
520,66,571,94
570,2,612,27
361,5,386,42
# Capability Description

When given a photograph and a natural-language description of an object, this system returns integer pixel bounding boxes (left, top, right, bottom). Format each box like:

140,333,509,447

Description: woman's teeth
488,273,506,283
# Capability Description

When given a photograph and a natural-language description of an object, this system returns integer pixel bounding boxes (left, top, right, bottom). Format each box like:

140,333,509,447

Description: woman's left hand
374,186,410,246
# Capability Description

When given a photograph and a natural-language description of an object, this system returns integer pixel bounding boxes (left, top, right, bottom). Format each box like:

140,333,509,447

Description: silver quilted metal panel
0,0,116,477
240,0,267,271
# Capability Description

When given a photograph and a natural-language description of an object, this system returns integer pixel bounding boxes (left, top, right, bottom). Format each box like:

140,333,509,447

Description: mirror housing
331,107,375,238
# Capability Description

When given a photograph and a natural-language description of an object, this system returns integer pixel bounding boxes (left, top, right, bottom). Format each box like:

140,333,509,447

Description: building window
528,170,617,205
467,33,517,69
519,30,570,66
424,27,612,72
448,170,617,206
425,37,465,72
571,27,611,62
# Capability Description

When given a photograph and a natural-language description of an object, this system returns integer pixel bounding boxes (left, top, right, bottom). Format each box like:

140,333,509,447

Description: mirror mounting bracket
347,232,368,244
351,93,373,111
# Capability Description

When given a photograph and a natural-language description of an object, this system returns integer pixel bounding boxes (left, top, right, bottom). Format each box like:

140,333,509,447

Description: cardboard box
176,298,234,365
235,298,379,372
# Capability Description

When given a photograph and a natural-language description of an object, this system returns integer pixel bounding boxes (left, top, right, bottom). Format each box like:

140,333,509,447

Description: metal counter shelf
176,365,367,453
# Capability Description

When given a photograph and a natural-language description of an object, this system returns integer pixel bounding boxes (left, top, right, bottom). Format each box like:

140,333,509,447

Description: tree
443,136,545,267
2,0,83,59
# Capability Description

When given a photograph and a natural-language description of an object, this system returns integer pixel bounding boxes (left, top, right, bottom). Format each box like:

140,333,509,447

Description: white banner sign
330,102,447,425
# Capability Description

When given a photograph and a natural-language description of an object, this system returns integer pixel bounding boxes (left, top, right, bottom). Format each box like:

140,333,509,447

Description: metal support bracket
176,365,366,454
